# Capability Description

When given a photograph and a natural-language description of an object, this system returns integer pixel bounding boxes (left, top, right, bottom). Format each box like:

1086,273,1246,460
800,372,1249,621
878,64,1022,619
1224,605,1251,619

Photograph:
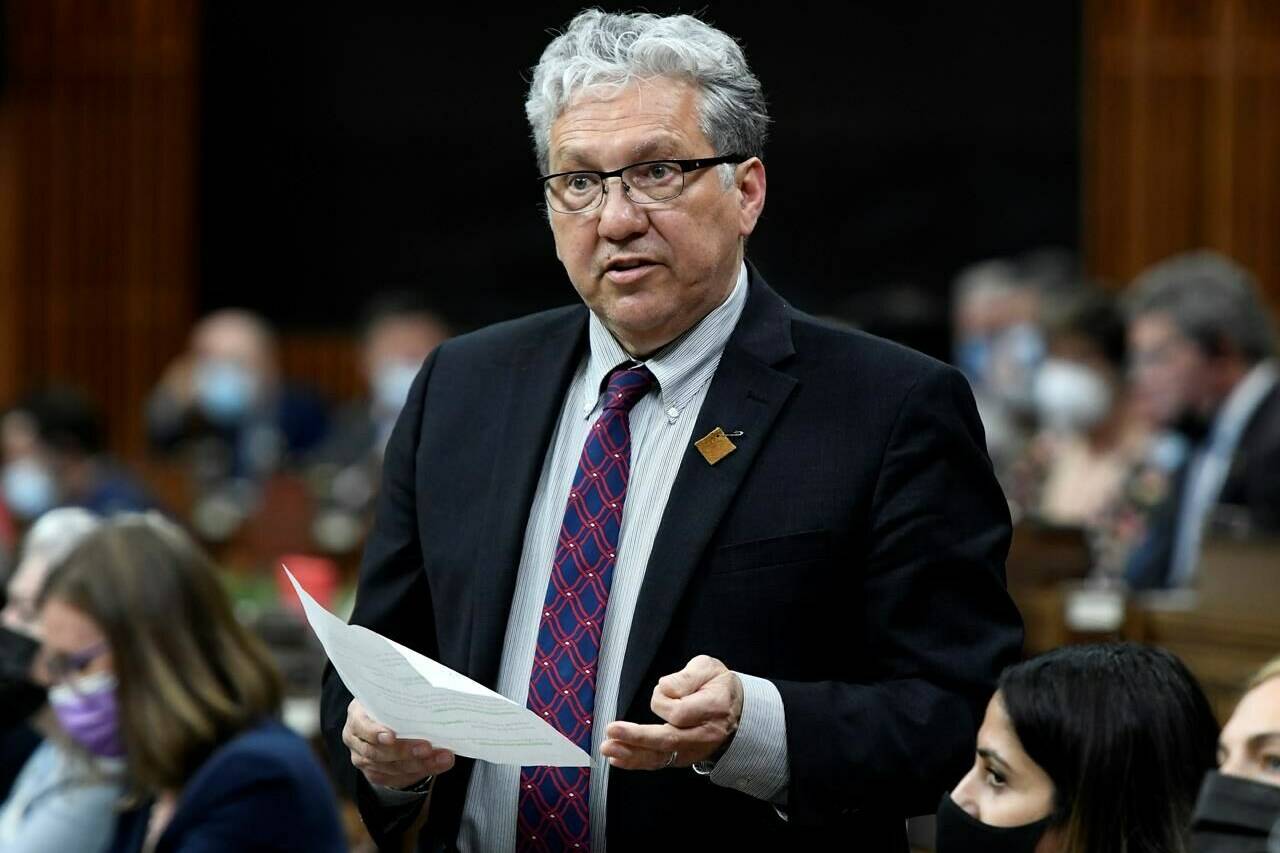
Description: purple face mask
48,671,125,758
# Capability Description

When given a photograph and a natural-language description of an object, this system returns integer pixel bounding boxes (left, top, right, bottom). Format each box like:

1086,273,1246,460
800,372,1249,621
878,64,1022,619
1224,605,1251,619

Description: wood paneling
1085,0,1280,316
0,0,200,459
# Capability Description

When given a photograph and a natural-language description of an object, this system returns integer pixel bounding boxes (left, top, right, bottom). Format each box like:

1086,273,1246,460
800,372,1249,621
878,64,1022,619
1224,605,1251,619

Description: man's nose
596,177,648,241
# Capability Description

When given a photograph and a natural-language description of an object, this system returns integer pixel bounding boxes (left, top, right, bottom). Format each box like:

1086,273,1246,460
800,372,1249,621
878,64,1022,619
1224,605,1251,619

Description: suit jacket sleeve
320,348,441,841
773,363,1023,825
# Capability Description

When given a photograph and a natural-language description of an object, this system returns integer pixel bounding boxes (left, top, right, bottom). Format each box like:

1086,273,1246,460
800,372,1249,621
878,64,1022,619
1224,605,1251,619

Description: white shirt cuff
692,672,789,804
370,780,430,806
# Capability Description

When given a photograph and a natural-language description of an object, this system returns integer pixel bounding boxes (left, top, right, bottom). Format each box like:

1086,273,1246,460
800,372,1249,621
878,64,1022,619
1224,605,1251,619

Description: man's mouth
604,257,660,283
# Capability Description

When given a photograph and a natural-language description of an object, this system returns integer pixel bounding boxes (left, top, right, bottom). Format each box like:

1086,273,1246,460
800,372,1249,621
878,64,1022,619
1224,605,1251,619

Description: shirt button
666,406,679,418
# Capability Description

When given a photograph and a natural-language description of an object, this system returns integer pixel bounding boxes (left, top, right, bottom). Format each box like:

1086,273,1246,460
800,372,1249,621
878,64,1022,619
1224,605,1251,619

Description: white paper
283,566,589,767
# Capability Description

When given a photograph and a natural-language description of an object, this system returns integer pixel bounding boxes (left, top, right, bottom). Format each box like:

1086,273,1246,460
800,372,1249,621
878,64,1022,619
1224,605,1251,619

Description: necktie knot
601,365,655,413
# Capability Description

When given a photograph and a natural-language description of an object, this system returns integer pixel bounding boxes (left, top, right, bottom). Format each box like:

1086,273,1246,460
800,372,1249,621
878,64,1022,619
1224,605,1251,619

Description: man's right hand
343,698,456,789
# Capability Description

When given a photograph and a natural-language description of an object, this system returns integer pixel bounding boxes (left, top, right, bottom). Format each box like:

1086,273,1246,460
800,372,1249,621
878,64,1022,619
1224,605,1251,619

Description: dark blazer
1127,379,1280,590
321,269,1023,851
108,719,346,853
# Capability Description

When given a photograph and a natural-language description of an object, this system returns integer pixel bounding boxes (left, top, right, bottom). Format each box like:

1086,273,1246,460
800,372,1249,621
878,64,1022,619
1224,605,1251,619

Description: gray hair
1126,250,1276,362
525,9,770,175
19,507,101,571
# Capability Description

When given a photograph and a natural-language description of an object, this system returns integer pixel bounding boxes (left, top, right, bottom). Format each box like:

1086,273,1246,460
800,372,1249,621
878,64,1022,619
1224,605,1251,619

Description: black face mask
935,792,1052,853
0,625,46,728
1190,771,1280,853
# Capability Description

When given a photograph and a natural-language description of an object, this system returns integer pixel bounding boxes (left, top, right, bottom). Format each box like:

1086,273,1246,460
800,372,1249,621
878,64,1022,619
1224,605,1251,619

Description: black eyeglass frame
538,153,750,213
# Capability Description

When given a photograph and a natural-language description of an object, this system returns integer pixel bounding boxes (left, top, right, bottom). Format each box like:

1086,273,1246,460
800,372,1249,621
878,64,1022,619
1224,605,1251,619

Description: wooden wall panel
0,0,200,459
1085,0,1280,318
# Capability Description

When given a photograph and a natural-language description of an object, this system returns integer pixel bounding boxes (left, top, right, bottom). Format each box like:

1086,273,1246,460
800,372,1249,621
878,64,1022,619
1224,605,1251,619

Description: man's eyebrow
551,136,686,172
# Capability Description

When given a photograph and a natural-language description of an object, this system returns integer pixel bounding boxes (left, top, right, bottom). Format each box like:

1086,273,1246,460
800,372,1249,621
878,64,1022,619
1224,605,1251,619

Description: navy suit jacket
108,719,345,853
321,268,1024,850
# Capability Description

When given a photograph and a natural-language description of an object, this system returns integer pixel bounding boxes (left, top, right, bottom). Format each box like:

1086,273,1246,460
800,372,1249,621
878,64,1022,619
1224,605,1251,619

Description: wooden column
1084,0,1280,315
0,0,200,458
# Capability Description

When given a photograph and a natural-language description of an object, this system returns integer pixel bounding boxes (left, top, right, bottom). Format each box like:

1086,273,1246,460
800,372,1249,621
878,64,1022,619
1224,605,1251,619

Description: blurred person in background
1124,251,1280,590
1190,655,1280,851
0,508,119,853
308,293,450,555
1007,293,1172,575
36,513,345,853
0,388,153,523
951,259,1044,476
317,292,450,470
146,309,330,481
938,643,1219,853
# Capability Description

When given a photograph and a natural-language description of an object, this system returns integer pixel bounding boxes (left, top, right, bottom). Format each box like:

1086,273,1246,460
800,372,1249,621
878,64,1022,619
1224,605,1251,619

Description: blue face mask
195,360,258,425
955,337,993,387
2,458,58,520
372,361,420,415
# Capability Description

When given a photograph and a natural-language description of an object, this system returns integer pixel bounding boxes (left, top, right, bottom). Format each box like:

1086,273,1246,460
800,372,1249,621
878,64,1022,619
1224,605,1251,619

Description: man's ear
736,158,766,239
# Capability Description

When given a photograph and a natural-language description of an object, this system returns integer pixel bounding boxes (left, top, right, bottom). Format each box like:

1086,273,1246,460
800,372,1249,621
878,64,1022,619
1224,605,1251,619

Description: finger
656,655,724,700
651,684,727,728
600,739,670,771
604,721,681,754
347,699,398,746
344,725,436,763
351,748,456,778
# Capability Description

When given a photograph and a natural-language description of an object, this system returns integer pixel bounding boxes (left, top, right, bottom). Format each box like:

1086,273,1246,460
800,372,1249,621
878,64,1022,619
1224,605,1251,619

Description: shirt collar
581,262,749,420
1207,358,1279,453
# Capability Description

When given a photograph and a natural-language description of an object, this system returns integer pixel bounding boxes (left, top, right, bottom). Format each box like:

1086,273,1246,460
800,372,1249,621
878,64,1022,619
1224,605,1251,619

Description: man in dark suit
1125,251,1280,589
321,10,1023,851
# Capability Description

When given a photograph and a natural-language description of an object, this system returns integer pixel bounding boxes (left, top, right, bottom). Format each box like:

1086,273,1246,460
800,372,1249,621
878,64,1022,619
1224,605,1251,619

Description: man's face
1128,312,1213,426
545,77,765,356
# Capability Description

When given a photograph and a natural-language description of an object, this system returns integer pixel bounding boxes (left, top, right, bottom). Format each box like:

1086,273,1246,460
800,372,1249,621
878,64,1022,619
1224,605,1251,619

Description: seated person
1190,655,1280,850
146,309,329,480
1124,251,1280,589
316,291,450,470
307,295,449,550
36,512,344,853
0,507,119,853
1008,293,1171,576
1,388,153,522
938,643,1219,853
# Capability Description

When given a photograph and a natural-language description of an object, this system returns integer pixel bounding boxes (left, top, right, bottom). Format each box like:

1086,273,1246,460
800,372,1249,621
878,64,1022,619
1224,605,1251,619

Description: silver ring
663,750,678,769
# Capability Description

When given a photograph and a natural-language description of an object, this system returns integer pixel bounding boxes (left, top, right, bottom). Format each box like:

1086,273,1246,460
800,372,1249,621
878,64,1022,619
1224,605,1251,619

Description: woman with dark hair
937,643,1219,853
35,513,345,852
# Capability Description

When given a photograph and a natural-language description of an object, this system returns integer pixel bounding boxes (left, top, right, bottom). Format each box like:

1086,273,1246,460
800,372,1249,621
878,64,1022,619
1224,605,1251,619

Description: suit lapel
616,271,798,718
467,310,588,689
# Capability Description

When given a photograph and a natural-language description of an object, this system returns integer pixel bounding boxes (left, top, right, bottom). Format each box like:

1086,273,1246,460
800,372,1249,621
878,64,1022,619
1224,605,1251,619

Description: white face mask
1033,358,1113,433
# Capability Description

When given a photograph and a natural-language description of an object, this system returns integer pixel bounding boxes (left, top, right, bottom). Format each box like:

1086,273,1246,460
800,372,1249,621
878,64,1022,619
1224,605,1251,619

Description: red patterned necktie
517,365,655,852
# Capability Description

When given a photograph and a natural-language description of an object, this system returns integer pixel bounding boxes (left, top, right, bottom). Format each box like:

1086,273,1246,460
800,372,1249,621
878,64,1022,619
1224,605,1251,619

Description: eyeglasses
44,640,109,686
538,153,748,214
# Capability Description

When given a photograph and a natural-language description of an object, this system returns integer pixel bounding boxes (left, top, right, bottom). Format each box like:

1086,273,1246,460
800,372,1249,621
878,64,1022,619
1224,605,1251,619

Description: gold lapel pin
695,427,739,465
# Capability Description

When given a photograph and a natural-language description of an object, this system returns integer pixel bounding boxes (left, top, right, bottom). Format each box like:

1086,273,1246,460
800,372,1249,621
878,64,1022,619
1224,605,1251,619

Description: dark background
200,3,1081,356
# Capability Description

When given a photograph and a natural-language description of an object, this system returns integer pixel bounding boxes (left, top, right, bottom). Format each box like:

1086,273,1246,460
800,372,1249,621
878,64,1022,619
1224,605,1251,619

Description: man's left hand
601,655,743,770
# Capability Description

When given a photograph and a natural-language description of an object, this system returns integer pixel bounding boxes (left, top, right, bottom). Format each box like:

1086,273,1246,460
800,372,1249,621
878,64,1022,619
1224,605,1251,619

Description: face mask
1033,358,1114,433
195,359,259,425
935,792,1052,853
990,323,1047,410
0,625,47,726
956,337,993,388
2,458,58,520
372,361,419,414
48,671,125,758
1190,771,1280,853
